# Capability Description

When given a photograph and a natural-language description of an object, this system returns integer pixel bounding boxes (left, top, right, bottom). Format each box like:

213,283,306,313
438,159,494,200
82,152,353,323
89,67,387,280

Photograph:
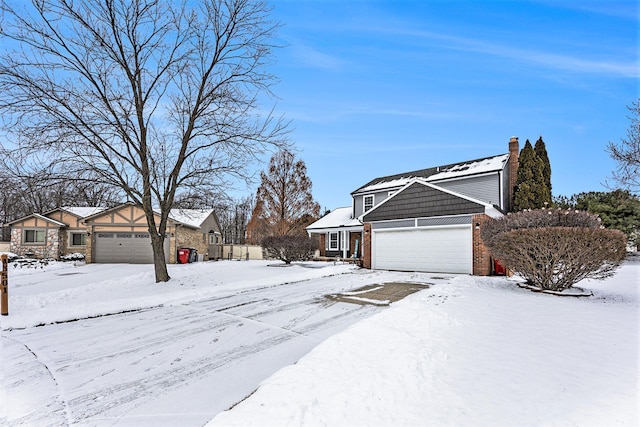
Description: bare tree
608,100,640,194
214,195,253,244
252,149,320,238
0,0,287,282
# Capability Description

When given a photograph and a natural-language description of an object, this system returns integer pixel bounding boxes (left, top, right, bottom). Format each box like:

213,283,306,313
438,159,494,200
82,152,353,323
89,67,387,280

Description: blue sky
264,0,638,211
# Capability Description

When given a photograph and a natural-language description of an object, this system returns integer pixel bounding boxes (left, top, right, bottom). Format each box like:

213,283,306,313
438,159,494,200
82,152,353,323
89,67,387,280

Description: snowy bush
482,209,627,291
261,235,316,264
61,253,85,262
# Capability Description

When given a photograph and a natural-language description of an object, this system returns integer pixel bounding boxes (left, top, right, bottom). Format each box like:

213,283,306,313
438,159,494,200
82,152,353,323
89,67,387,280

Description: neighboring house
82,203,222,263
306,137,520,275
7,203,222,264
7,207,105,259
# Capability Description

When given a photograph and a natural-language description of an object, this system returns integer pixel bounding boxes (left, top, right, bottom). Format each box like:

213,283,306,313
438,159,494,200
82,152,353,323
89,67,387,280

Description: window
209,234,218,245
71,233,86,246
329,232,339,250
363,195,374,212
24,229,45,244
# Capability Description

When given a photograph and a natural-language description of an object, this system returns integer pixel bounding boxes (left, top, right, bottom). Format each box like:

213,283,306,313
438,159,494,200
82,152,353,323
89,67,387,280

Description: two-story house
306,137,520,275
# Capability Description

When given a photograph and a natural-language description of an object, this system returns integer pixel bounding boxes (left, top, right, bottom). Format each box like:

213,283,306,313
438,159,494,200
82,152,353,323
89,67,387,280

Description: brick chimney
508,136,519,212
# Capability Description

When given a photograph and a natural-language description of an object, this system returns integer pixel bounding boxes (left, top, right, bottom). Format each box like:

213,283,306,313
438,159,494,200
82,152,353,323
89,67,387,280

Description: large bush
482,209,627,291
261,235,316,264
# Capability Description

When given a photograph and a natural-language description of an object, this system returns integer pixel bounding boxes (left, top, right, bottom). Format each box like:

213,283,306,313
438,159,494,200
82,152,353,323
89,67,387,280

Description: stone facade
10,228,62,259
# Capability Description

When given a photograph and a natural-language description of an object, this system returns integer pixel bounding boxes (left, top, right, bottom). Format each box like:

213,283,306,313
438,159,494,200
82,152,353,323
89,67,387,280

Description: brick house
306,137,520,275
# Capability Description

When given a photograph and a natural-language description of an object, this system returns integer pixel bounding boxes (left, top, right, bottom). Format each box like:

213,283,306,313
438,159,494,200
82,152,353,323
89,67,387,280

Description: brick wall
508,136,519,212
472,214,492,276
319,234,326,257
176,227,207,255
362,223,372,269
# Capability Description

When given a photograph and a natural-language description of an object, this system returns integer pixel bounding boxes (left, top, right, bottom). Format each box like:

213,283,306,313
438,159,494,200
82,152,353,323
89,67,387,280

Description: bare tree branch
0,0,288,281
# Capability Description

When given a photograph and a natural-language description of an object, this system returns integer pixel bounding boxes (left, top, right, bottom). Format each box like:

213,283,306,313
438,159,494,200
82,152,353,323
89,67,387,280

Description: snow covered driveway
2,261,434,426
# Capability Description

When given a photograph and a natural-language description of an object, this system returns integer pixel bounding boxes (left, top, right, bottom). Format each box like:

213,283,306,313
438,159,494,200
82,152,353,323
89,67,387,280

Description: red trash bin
493,258,506,275
178,248,190,264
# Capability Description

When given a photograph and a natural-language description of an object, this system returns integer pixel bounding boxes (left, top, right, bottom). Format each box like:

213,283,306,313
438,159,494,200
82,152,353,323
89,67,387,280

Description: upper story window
70,232,86,246
24,229,45,244
363,195,374,212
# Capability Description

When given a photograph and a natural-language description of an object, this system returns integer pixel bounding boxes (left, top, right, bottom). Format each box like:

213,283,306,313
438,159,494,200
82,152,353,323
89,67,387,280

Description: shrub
482,209,627,291
261,235,316,264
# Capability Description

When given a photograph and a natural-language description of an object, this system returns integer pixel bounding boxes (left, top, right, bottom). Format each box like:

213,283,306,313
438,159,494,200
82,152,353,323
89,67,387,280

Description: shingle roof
352,153,509,195
306,207,362,230
168,209,215,228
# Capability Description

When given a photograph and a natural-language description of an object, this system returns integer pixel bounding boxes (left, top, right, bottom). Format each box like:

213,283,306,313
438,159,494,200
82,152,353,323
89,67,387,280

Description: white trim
328,232,339,250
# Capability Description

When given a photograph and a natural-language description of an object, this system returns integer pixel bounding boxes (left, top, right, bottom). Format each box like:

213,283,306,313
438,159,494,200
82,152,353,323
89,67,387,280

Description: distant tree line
554,189,640,250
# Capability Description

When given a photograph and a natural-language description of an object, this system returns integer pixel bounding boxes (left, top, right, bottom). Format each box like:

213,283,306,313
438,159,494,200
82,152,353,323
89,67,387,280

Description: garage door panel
372,227,472,274
95,232,169,263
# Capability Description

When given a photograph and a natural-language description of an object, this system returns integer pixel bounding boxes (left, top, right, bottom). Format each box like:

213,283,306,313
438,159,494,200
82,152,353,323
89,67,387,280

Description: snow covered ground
1,257,638,426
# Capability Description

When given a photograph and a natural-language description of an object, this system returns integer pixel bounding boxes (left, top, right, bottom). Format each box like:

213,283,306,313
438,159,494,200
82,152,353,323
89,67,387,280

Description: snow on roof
61,206,107,218
169,209,214,228
306,207,362,230
354,153,509,194
425,153,509,181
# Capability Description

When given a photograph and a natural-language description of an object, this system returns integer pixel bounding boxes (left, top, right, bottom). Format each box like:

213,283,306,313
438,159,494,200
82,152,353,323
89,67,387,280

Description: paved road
4,274,388,426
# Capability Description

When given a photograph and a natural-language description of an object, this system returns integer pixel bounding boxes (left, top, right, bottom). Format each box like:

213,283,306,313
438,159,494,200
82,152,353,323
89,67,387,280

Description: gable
362,182,485,222
84,204,160,227
46,209,85,228
7,213,66,228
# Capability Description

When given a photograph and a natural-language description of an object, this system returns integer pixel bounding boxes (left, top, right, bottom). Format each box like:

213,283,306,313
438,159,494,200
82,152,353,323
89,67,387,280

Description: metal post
1,254,8,315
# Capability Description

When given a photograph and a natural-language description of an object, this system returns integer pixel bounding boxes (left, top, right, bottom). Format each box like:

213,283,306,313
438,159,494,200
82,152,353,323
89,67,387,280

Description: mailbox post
1,254,7,315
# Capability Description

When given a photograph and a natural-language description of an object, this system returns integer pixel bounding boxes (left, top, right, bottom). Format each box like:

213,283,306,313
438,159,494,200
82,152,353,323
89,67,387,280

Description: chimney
508,136,519,212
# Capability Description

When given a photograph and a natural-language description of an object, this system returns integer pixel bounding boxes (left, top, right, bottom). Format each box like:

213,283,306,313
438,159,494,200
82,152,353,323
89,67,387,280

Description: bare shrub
482,209,627,291
482,209,601,248
261,235,316,265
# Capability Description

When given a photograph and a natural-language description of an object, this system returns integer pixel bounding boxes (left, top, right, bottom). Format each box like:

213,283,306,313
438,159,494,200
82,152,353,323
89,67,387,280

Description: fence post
1,254,8,315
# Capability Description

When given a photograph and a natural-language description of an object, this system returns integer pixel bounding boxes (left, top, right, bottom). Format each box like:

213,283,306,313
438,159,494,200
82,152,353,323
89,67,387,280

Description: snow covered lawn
210,259,639,427
1,258,638,426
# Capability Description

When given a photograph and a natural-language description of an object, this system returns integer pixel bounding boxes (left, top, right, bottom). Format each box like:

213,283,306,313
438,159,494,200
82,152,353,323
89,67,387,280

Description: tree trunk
150,233,170,283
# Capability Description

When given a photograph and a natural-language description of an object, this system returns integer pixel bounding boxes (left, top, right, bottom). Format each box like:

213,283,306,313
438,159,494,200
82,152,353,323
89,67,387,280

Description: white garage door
94,232,169,264
372,226,472,274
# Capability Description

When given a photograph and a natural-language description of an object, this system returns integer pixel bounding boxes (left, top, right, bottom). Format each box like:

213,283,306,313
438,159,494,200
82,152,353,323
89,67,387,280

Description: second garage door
372,226,472,274
94,232,170,263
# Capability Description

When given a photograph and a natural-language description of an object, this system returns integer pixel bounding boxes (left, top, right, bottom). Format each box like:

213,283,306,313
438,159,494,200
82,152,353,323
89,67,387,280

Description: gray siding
354,189,398,217
435,173,500,207
363,183,484,222
417,215,472,226
372,215,473,229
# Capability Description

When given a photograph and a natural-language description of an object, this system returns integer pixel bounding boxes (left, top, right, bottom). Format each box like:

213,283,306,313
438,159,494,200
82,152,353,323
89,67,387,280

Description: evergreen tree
575,190,640,250
534,136,552,204
513,140,547,210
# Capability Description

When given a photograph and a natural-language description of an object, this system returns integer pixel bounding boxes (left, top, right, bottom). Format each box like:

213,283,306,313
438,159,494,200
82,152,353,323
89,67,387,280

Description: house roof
5,213,67,227
169,209,215,229
306,207,362,231
53,206,107,218
352,153,510,195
